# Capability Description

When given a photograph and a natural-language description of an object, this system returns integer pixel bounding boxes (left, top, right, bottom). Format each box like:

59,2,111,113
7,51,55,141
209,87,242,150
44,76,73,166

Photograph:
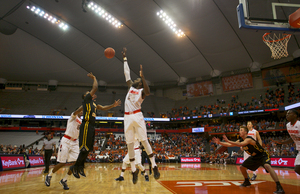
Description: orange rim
262,33,291,43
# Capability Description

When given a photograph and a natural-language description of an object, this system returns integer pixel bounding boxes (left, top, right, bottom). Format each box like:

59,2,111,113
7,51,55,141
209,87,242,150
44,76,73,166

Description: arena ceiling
0,0,300,88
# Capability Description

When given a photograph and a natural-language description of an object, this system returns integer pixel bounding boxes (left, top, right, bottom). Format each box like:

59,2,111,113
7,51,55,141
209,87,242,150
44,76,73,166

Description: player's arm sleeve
124,60,131,82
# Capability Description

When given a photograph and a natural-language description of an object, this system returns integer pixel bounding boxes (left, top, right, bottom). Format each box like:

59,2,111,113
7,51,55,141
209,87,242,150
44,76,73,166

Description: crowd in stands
209,119,279,133
164,84,300,119
287,83,300,104
0,144,40,155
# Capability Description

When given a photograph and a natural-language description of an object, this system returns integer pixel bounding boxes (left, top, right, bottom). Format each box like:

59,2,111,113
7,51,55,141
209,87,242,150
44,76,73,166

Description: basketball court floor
0,163,299,194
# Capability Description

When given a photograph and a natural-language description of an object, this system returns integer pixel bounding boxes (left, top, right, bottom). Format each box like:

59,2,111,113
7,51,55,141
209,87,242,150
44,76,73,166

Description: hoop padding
262,33,291,59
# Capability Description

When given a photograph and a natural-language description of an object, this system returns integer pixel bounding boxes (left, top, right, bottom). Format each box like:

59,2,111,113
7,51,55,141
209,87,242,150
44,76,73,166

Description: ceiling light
157,10,185,37
86,1,122,28
26,4,69,31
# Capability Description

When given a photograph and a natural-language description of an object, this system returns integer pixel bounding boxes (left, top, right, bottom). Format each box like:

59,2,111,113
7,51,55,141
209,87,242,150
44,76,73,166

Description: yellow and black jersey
82,93,96,125
239,136,266,156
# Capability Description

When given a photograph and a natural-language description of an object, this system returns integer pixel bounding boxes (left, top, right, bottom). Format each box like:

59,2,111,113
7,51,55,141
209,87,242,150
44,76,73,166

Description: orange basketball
104,47,115,59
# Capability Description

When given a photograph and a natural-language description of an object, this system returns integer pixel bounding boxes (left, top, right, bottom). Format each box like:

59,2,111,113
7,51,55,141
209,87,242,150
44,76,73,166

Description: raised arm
97,99,121,111
256,131,262,146
122,47,133,88
87,72,98,96
73,106,83,116
140,64,150,99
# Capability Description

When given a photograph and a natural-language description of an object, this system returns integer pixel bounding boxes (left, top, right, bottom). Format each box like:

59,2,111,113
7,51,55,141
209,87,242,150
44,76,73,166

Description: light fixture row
157,10,185,37
26,5,68,31
87,1,123,28
26,4,185,38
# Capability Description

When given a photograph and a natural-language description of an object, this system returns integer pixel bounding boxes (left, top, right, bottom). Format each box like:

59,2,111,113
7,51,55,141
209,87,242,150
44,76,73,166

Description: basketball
104,47,115,59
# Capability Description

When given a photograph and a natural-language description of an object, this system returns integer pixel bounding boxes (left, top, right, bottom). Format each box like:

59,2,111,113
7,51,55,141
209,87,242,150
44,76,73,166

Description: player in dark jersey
213,126,285,194
70,72,121,178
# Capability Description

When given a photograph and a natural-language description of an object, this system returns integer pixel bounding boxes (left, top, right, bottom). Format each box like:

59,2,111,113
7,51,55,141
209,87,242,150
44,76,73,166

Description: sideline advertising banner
181,157,201,163
28,155,44,167
0,155,26,171
236,157,295,168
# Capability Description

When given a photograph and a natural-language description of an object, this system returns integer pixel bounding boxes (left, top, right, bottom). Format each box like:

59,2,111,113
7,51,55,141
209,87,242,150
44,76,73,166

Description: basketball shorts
242,152,271,172
124,112,147,144
295,151,300,166
57,137,79,163
244,151,250,161
79,121,95,152
123,149,142,165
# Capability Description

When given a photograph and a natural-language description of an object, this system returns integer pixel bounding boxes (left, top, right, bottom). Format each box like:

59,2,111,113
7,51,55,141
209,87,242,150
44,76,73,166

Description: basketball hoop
262,33,291,59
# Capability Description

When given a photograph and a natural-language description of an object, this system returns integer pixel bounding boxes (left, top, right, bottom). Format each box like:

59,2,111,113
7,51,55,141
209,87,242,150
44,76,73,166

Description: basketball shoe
59,179,69,190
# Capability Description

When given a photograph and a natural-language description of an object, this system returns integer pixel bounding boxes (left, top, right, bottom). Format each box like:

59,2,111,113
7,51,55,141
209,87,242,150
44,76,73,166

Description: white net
262,33,291,59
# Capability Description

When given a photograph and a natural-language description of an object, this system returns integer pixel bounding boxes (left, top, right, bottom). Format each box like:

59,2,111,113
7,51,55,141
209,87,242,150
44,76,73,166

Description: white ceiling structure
0,0,299,88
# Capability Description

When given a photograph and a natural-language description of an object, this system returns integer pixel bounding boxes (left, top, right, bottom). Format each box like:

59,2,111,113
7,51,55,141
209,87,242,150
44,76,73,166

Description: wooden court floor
0,163,299,194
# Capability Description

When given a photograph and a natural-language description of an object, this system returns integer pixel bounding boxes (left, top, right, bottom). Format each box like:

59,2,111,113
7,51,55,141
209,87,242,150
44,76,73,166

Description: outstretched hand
113,99,121,107
222,135,229,142
122,47,127,57
87,72,95,79
270,138,282,144
212,137,220,144
139,64,144,78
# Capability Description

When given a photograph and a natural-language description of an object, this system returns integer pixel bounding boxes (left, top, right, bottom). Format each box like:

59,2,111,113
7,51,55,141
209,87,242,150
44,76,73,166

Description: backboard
237,0,300,33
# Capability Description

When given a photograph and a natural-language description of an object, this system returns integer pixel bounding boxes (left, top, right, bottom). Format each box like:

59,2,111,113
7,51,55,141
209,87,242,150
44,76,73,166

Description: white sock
253,171,257,175
48,170,53,177
121,171,125,177
150,157,156,168
122,162,127,169
130,161,136,172
62,173,69,181
137,164,144,171
127,142,136,172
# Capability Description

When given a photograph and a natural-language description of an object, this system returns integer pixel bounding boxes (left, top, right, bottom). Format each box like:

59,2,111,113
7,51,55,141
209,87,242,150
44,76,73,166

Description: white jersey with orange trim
125,86,144,112
65,112,82,139
286,120,300,151
247,128,257,140
244,128,258,160
57,112,81,163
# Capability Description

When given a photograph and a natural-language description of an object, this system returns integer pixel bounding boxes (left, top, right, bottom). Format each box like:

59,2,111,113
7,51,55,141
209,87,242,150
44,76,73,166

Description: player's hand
139,65,144,78
271,138,282,144
122,47,127,58
113,99,121,107
87,72,95,79
222,135,229,142
212,137,220,144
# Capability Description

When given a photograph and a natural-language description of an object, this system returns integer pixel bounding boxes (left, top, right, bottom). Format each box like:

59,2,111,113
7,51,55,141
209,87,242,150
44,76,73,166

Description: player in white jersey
45,106,83,190
244,121,262,181
115,138,149,182
122,47,160,184
274,109,300,175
